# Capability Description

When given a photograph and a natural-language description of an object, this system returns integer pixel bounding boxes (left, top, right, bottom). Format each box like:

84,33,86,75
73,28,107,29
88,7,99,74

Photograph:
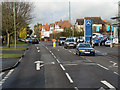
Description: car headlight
91,50,95,52
79,50,85,52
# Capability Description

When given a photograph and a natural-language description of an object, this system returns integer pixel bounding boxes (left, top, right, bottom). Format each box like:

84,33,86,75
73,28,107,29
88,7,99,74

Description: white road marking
73,53,76,54
53,55,56,59
101,80,115,89
56,59,60,63
0,72,5,77
50,51,52,53
60,64,66,71
114,72,119,75
58,49,59,51
34,61,44,70
51,53,54,56
46,47,48,49
37,47,39,49
97,64,109,70
74,87,79,90
110,61,118,67
51,62,55,64
38,50,40,53
65,73,74,83
0,69,14,86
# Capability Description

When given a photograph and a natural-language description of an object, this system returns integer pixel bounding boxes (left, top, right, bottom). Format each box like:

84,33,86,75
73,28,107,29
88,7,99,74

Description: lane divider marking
0,69,14,86
101,80,115,89
74,87,79,90
97,64,109,70
114,72,119,76
37,47,39,49
56,59,60,63
38,50,40,53
0,72,5,77
65,73,74,83
60,64,66,71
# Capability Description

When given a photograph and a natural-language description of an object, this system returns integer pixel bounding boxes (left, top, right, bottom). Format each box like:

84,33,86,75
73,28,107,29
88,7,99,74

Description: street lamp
13,0,16,49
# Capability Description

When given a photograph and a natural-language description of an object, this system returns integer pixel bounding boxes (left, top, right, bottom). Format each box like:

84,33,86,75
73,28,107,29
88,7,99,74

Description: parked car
32,39,39,44
64,38,77,49
76,43,95,56
58,37,66,46
92,37,101,46
105,39,113,46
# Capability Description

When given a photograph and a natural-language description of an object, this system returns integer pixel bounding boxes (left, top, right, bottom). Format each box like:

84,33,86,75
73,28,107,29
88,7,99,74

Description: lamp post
13,0,16,49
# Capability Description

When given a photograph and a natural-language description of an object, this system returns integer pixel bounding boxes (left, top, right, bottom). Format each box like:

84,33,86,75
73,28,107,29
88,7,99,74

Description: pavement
0,46,28,72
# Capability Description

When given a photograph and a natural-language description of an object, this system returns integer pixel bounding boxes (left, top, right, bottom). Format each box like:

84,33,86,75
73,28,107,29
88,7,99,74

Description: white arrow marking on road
101,80,115,89
110,61,118,67
34,61,44,70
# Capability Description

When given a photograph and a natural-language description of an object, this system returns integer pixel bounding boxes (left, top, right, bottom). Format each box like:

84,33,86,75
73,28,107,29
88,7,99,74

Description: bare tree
1,1,33,47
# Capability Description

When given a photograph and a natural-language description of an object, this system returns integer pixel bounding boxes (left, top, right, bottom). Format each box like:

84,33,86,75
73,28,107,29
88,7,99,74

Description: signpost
84,19,93,43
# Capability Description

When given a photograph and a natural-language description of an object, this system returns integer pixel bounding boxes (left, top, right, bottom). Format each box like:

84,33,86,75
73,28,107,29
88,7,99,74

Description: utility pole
69,1,71,37
14,1,16,49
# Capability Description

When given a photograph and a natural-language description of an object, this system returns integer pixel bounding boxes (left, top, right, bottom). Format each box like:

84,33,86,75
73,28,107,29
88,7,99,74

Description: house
38,19,72,39
75,17,107,34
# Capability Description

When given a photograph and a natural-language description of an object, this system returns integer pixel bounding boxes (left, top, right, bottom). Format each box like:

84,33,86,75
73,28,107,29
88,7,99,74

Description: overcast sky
3,0,119,29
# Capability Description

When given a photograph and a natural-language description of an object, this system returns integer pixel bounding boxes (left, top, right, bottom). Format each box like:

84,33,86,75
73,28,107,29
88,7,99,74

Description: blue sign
107,25,110,31
84,19,93,42
96,26,100,32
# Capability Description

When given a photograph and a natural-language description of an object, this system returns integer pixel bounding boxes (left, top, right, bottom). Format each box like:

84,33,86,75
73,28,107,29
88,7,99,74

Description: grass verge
0,47,27,50
0,54,23,58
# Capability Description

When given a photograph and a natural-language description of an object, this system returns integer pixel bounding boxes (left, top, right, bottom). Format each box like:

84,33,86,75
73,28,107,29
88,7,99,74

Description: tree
19,28,27,39
1,1,33,47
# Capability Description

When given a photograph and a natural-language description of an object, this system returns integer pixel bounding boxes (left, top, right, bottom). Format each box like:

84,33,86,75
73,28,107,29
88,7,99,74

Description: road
1,41,119,89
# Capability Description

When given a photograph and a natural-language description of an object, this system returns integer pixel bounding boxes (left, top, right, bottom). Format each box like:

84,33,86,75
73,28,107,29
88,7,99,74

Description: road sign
84,19,93,42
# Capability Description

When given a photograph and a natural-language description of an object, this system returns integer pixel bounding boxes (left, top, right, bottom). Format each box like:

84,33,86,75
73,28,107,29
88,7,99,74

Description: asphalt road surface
1,41,119,90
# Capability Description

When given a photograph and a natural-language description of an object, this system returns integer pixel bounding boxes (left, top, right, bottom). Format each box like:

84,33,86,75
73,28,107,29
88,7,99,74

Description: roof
76,19,84,25
76,17,106,25
84,17,106,24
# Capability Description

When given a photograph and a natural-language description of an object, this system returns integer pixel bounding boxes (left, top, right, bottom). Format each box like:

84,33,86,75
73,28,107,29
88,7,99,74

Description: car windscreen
78,44,91,48
66,39,74,42
60,38,66,40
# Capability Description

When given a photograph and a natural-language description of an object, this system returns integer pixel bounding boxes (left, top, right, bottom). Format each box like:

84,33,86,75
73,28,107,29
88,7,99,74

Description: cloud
21,0,118,29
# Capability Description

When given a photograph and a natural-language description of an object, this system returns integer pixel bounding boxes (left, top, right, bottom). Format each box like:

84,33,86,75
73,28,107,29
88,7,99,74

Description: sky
2,0,119,29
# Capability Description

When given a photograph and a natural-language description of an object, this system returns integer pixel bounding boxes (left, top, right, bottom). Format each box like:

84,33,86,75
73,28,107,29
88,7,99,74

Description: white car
105,40,113,46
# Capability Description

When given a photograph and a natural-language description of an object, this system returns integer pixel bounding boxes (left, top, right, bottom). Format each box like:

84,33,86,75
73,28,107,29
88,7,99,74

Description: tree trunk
7,33,10,48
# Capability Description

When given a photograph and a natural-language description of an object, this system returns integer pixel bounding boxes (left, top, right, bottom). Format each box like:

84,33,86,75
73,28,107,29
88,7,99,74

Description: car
77,36,84,43
64,38,77,49
92,37,101,46
105,39,113,46
76,43,95,56
58,37,66,46
32,39,39,44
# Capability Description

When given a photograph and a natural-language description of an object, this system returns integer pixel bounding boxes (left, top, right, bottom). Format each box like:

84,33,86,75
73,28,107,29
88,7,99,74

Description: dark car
59,37,66,46
76,43,95,56
32,39,39,44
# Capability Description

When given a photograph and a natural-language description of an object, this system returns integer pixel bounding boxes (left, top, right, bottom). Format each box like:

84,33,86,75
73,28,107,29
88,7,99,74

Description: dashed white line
37,47,39,49
65,73,74,83
51,53,54,55
46,47,48,49
97,64,109,70
114,72,119,75
60,64,66,71
50,51,52,53
0,69,14,86
69,50,72,53
58,49,59,51
53,55,56,59
56,59,60,63
38,50,40,53
101,80,115,89
74,87,79,90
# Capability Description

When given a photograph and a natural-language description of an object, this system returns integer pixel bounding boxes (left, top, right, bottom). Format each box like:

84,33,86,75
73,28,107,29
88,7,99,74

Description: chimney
60,19,62,22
